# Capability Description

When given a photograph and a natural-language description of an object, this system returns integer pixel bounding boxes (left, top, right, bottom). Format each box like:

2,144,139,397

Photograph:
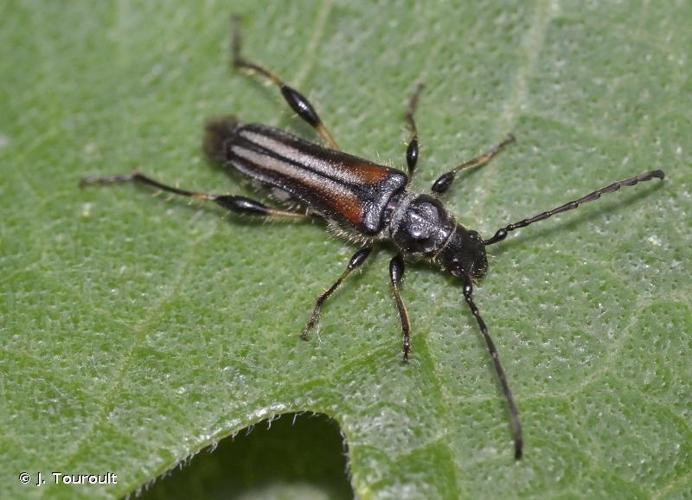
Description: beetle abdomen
205,119,408,235
203,116,239,165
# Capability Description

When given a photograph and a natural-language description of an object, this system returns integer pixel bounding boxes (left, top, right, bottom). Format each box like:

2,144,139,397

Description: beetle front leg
301,246,373,340
431,134,515,194
389,254,412,361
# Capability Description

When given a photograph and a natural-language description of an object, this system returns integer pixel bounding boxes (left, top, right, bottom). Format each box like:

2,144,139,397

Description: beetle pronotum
81,17,665,459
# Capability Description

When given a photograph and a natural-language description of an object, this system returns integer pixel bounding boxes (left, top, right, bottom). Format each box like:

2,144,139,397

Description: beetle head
436,226,488,279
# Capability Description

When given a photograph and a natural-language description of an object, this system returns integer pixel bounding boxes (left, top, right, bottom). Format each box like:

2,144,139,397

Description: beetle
81,17,665,460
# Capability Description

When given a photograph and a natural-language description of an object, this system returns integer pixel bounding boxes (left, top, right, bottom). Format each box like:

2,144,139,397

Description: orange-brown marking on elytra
249,158,366,227
346,162,392,185
331,196,364,226
308,181,364,226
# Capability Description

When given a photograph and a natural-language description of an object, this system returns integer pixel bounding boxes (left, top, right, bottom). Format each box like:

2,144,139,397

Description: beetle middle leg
301,246,373,340
404,82,425,179
231,16,338,149
431,134,516,194
80,172,308,219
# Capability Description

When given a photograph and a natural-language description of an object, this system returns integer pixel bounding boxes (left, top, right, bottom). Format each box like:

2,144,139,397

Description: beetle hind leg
80,171,308,220
231,16,338,149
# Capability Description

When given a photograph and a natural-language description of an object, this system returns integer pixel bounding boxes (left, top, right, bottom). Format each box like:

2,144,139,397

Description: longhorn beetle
81,17,665,460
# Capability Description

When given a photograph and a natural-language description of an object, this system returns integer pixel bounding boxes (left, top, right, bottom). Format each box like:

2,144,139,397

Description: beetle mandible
81,17,665,460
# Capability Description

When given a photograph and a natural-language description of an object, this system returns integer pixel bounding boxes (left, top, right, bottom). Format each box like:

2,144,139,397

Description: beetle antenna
483,169,664,246
462,275,523,459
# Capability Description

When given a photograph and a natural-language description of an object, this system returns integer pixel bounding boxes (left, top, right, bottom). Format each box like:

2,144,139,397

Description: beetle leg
431,134,516,195
301,246,373,340
404,83,424,179
231,16,338,150
389,254,412,361
80,171,308,219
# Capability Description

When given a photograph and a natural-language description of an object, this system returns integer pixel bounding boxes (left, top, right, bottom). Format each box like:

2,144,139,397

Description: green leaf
1,1,689,498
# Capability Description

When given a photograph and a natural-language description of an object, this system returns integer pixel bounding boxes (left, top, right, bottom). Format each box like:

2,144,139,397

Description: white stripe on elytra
238,129,369,185
229,144,360,207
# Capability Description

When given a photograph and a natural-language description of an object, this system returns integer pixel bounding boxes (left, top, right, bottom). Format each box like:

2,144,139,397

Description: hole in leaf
140,413,353,499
